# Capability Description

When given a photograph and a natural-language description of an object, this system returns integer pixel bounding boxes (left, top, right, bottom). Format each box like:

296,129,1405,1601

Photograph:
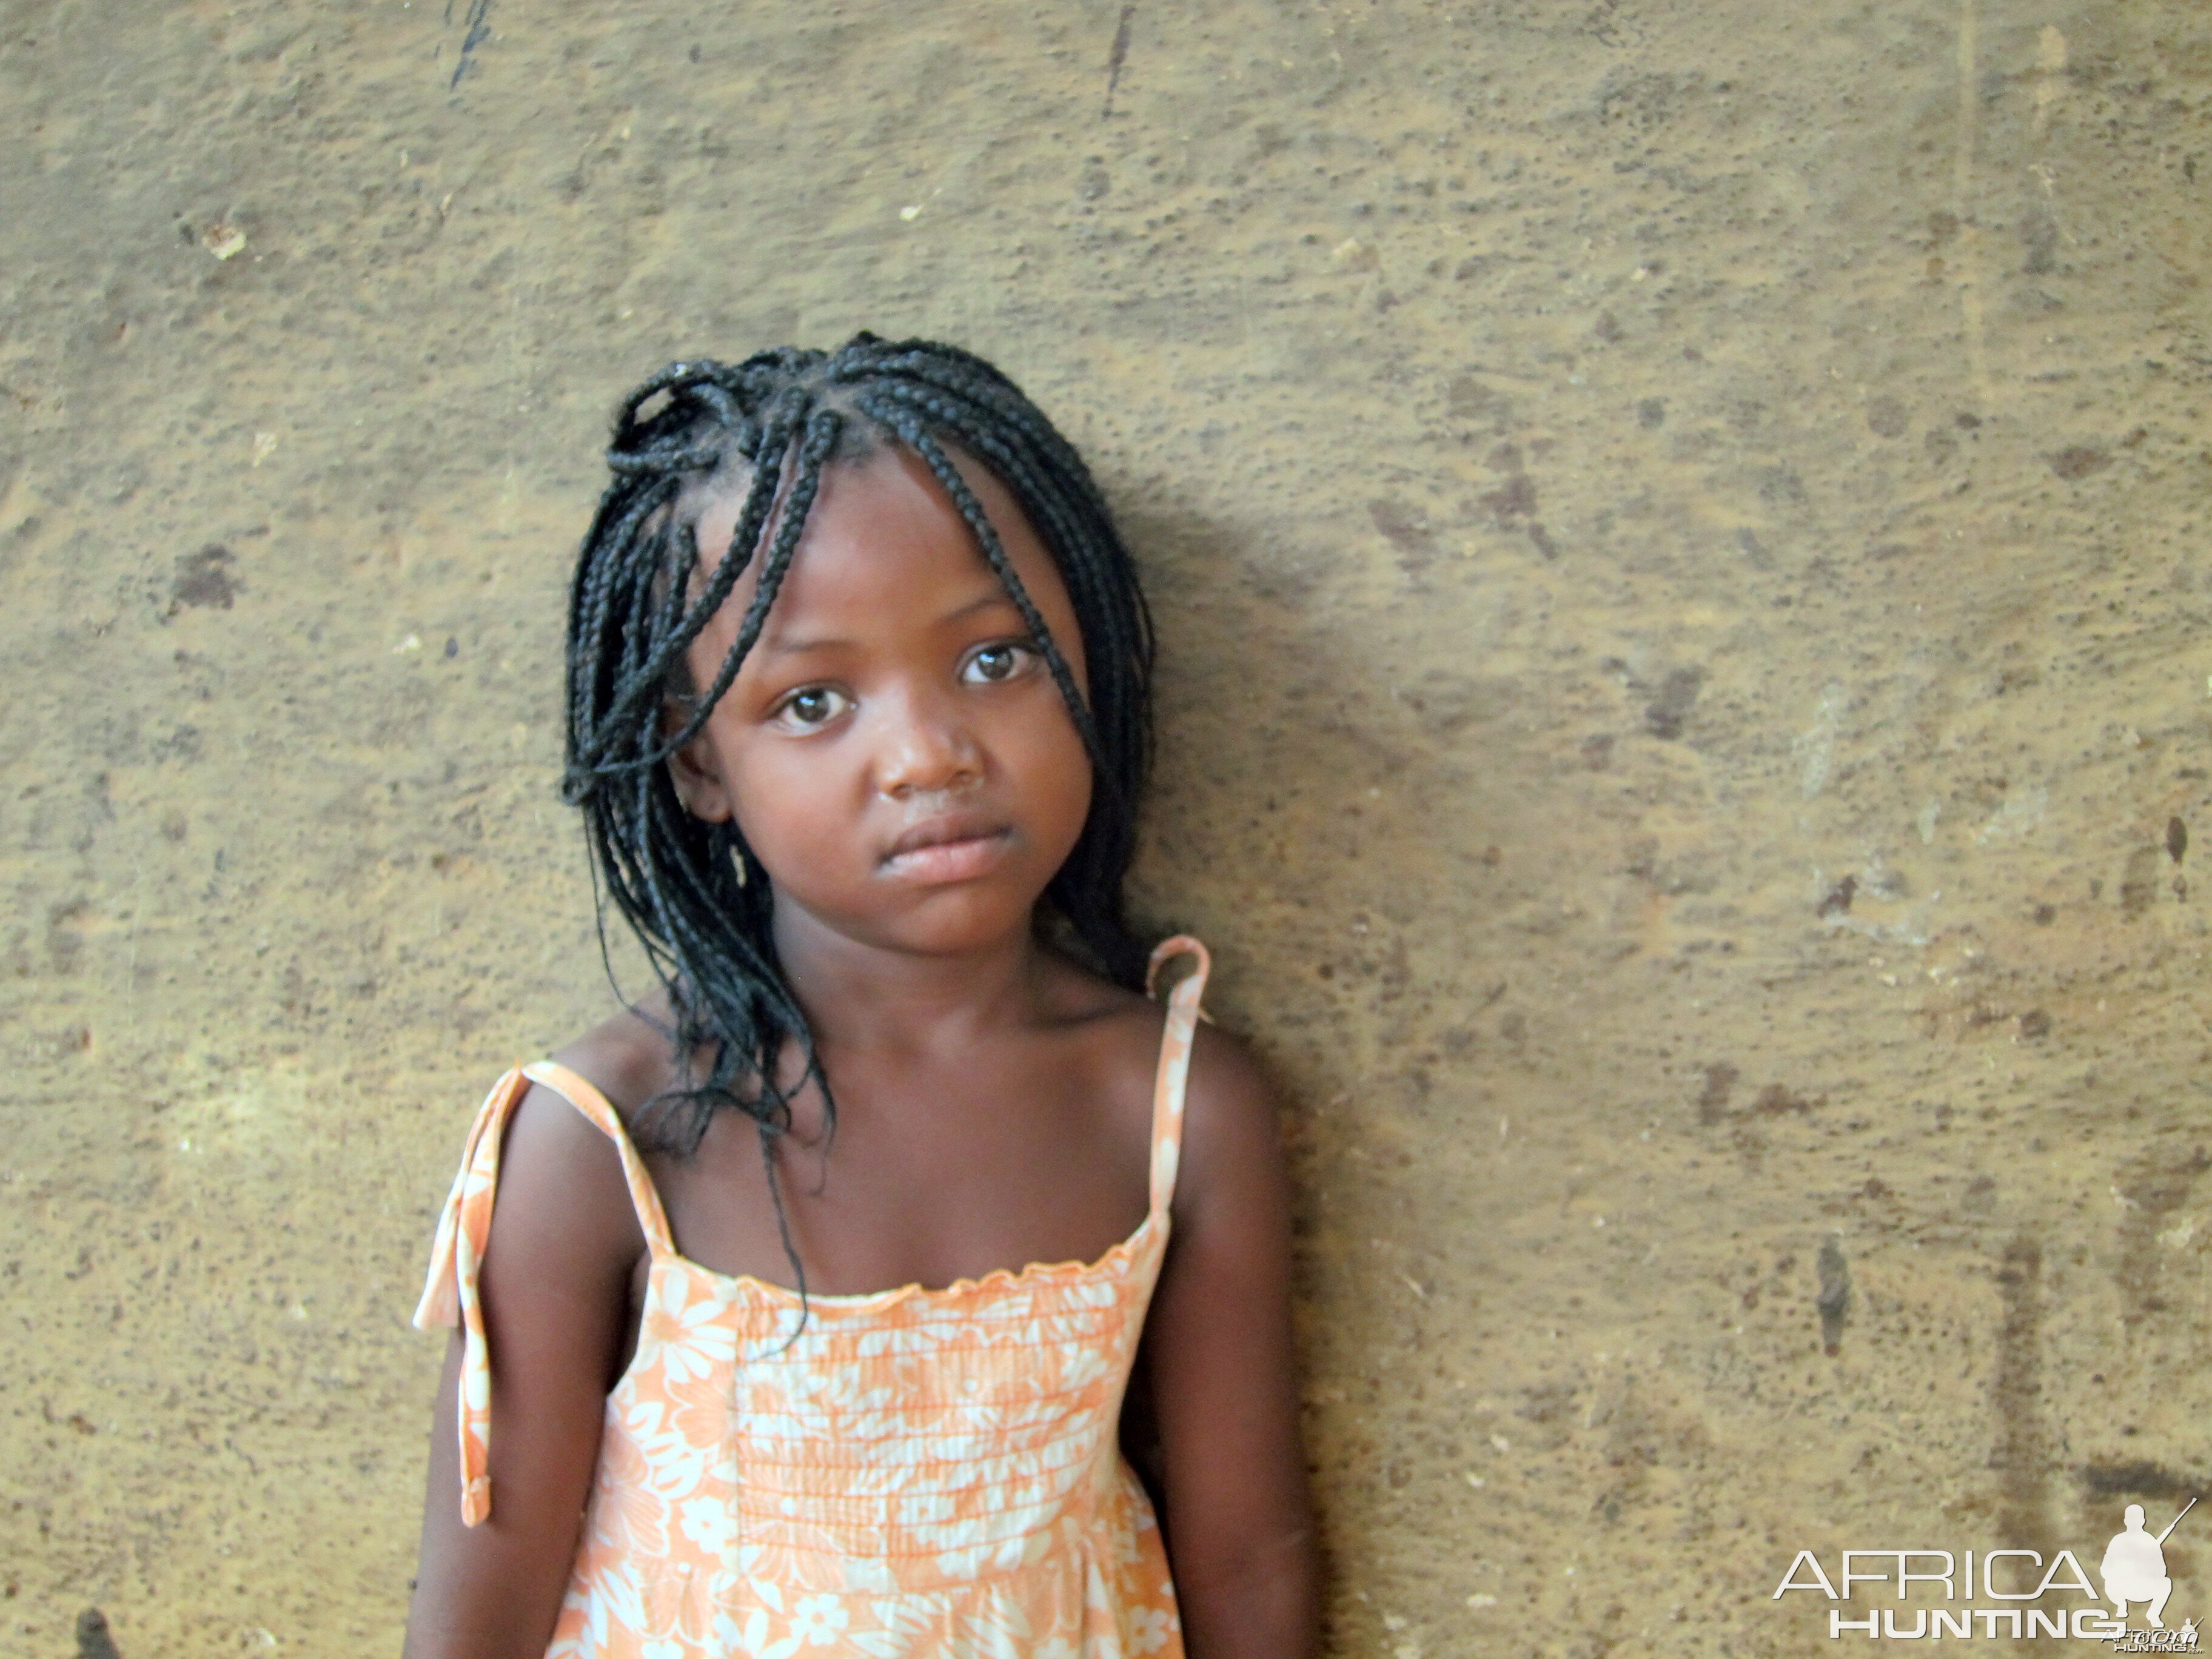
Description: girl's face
663,441,1094,961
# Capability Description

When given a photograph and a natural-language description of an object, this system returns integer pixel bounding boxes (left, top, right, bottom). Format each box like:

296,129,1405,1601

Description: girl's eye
773,686,851,729
964,642,1036,685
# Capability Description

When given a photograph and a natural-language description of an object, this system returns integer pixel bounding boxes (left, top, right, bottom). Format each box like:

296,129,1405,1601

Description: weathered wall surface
4,1,2208,1652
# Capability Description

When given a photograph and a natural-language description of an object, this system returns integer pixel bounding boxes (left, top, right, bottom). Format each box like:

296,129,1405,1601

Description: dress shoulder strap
409,1059,675,1526
1144,934,1212,1217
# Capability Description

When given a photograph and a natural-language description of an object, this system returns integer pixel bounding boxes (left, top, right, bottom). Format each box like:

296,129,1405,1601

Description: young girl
401,336,1319,1658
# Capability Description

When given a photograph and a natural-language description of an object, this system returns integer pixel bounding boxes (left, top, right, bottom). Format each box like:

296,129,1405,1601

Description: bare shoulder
1039,940,1285,1198
481,1000,673,1279
1176,1020,1287,1196
547,986,692,1132
1184,1018,1275,1108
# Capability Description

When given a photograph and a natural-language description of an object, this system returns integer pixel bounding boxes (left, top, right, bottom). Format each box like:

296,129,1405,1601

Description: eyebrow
759,588,1025,657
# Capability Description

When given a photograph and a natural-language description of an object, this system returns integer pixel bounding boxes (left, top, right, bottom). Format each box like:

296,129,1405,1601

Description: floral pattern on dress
415,936,1212,1659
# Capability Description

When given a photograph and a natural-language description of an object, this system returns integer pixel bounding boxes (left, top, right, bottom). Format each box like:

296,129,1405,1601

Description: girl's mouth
879,821,1014,885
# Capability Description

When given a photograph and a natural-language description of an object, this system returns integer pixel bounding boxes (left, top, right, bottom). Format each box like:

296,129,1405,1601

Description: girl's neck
769,905,1054,1055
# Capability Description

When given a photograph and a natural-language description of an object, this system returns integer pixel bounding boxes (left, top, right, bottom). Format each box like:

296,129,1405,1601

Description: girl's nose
874,689,983,800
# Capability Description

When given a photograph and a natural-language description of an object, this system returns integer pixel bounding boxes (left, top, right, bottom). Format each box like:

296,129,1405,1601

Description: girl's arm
1142,1025,1323,1659
402,1079,645,1659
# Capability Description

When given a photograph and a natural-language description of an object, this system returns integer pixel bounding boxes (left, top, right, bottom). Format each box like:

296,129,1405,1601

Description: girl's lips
879,828,1013,885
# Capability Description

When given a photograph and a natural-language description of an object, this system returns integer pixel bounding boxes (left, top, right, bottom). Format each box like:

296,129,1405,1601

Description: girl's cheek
751,748,863,837
1041,732,1094,830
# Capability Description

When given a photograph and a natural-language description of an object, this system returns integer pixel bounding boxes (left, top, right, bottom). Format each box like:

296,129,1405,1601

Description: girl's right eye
771,686,851,730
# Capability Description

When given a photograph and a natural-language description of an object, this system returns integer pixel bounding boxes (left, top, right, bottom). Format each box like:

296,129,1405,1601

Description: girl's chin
880,899,1046,957
776,887,1049,958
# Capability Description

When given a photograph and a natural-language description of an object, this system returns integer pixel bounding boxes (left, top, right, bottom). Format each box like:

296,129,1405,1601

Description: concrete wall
4,1,2208,1652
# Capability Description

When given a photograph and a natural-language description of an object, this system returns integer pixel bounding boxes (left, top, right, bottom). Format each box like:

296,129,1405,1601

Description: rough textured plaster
2,1,2209,1653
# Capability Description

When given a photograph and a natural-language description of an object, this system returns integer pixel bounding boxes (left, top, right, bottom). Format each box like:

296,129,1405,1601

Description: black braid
557,334,1159,1327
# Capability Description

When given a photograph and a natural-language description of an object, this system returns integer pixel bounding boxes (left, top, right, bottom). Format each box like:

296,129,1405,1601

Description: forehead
688,440,1068,637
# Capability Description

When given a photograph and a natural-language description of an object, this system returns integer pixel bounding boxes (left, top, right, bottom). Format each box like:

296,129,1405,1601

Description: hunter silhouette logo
2105,1504,2194,1654
2104,1501,2194,1640
1773,1498,2202,1644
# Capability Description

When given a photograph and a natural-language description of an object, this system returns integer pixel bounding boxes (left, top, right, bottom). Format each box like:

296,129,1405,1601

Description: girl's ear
661,699,736,823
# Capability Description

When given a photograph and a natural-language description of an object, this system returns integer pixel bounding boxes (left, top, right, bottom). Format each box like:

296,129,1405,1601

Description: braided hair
558,334,1157,1286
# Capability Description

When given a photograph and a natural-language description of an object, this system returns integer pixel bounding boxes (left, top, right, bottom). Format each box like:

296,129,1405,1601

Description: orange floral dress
414,936,1212,1659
